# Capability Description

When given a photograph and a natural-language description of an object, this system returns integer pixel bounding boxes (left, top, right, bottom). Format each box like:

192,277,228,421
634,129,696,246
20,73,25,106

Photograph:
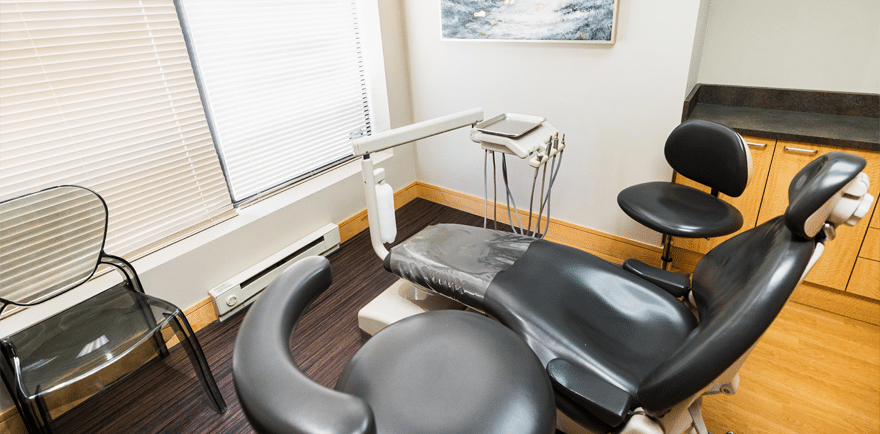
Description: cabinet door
847,259,880,299
756,141,880,291
673,136,776,254
848,207,880,300
871,200,880,229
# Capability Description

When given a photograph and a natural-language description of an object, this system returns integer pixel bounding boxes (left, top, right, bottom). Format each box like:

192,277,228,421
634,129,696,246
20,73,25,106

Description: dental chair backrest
637,152,873,413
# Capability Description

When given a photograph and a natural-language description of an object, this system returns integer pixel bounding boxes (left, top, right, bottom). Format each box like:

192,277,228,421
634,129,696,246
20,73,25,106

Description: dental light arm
352,108,484,157
352,108,485,260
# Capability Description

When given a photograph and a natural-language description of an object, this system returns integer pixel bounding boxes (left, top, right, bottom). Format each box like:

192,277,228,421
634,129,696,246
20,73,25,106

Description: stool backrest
665,120,752,198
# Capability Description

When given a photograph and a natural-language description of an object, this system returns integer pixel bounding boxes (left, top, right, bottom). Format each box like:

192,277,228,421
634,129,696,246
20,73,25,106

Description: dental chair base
357,279,464,336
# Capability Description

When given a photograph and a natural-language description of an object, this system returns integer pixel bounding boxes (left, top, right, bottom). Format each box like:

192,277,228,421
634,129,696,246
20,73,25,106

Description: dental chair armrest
234,257,376,434
547,358,632,427
622,259,690,298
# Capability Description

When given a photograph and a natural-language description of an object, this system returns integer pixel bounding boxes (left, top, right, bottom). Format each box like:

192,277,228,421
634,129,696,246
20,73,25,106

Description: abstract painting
441,0,618,43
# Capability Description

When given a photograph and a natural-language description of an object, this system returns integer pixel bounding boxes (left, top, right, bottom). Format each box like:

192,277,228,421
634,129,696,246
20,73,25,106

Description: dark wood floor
52,198,496,434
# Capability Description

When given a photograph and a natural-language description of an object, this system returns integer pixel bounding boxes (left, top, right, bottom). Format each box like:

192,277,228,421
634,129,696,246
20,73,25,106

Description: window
176,0,386,202
0,0,234,257
0,0,389,259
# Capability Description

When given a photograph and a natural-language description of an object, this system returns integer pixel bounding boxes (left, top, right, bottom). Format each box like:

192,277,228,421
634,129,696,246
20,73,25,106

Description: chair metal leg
3,383,43,434
33,388,56,434
168,314,227,413
19,399,46,434
1,349,45,434
152,328,170,359
661,233,674,270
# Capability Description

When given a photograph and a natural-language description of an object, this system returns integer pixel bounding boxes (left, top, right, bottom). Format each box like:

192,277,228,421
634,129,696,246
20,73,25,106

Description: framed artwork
441,0,619,44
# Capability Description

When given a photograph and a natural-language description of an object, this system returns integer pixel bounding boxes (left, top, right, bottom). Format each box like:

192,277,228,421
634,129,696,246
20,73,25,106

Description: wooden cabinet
755,142,880,292
847,202,880,299
673,138,880,300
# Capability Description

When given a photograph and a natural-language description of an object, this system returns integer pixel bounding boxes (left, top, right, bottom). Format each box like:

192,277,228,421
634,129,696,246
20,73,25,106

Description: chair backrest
637,152,871,412
665,120,753,197
0,186,108,307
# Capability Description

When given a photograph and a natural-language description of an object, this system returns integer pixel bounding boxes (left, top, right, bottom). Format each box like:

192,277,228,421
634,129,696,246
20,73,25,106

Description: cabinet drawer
847,258,880,300
861,228,880,262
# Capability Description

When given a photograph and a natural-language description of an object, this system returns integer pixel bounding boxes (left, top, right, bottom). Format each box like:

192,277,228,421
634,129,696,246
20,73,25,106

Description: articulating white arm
354,108,484,261
352,108,484,157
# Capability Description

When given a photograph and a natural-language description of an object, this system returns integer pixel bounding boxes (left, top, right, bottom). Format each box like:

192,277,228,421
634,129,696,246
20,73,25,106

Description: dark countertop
683,84,879,152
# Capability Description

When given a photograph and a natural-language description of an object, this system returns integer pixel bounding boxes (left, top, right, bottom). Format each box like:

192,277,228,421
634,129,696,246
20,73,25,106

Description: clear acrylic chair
0,186,226,434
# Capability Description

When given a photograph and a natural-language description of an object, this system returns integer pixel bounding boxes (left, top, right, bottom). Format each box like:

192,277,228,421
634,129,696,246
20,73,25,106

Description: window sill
0,151,393,335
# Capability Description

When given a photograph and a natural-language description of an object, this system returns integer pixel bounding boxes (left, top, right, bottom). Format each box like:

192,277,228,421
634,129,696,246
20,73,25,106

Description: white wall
403,0,704,244
698,0,880,93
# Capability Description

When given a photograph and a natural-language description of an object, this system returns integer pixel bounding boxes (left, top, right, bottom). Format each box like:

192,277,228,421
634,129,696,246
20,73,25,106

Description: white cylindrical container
376,182,397,243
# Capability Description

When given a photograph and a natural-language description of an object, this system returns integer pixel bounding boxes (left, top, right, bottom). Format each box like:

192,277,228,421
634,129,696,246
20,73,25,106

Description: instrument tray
475,114,545,138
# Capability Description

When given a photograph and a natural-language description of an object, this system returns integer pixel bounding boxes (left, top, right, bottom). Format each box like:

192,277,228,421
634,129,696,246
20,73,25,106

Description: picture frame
441,0,619,44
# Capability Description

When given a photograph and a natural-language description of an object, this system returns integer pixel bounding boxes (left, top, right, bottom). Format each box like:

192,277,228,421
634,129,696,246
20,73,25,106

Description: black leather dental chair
617,120,753,269
384,152,873,433
233,256,557,434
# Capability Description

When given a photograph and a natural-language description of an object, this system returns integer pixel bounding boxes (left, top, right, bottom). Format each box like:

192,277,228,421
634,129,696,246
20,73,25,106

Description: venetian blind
0,0,234,257
177,0,372,202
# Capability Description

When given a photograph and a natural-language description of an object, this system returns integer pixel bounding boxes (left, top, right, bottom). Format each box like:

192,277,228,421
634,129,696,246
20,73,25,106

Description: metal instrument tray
475,113,545,138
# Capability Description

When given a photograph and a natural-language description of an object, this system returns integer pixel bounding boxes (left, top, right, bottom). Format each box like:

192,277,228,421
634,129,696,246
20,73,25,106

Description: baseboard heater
209,223,341,321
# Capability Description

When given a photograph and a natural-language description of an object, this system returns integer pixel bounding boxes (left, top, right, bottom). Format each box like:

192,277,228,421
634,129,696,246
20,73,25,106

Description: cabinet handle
746,142,767,148
784,146,818,155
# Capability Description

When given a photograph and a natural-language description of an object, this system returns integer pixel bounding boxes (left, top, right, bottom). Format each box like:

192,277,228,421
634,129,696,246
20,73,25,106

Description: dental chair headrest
785,152,873,240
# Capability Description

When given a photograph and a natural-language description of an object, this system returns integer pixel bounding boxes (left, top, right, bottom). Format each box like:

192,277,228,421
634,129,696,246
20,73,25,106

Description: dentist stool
617,120,753,268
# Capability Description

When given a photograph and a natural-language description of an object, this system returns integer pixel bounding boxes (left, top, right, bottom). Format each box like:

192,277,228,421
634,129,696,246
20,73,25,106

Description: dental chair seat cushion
617,181,744,238
386,224,535,306
482,240,698,422
336,310,556,434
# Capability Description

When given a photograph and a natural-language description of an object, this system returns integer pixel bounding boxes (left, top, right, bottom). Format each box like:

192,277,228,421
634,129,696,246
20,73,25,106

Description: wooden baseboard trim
791,282,880,326
0,407,23,433
412,181,662,265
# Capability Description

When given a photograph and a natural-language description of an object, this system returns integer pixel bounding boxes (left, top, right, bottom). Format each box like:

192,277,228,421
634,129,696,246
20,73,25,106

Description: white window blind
177,0,373,202
0,0,234,257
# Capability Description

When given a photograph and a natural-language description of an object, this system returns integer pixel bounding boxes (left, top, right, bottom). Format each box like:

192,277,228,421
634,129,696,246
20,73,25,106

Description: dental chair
383,152,873,433
617,120,753,269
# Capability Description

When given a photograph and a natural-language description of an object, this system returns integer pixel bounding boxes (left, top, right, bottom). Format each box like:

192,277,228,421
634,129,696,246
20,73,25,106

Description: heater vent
209,224,340,320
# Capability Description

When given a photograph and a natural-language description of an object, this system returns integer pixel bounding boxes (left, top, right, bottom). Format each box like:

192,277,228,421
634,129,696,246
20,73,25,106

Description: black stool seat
618,181,744,238
337,310,556,434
